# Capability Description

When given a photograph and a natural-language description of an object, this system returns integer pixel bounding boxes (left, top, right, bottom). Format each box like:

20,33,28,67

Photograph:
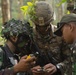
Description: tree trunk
17,0,23,20
1,0,11,24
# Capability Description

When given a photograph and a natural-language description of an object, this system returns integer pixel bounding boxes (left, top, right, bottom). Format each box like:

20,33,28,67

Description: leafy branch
20,0,37,20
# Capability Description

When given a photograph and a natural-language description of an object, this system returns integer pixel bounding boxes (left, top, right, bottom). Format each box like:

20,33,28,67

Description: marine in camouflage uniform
30,1,71,75
67,1,76,74
0,19,36,75
54,13,76,75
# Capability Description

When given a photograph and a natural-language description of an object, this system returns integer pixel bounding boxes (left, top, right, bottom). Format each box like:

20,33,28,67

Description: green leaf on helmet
10,31,13,36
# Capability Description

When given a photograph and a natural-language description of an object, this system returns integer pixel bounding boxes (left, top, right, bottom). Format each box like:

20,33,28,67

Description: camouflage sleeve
57,42,72,75
0,48,15,75
0,67,15,75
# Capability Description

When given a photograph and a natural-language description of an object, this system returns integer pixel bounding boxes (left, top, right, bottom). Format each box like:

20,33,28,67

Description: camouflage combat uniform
33,24,71,75
0,44,17,75
0,44,26,75
70,40,76,75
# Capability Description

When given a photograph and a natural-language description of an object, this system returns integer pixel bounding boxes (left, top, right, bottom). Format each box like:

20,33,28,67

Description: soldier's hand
31,66,48,75
43,63,57,75
13,55,36,73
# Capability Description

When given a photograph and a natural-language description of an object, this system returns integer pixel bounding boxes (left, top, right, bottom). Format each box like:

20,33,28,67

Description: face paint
17,39,30,48
17,34,30,48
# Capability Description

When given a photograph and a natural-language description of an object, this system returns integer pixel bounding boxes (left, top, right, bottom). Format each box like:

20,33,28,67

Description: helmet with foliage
1,19,33,54
1,19,30,39
32,1,53,26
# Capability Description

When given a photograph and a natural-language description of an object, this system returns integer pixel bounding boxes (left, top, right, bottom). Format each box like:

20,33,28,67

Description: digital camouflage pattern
33,24,72,75
1,19,30,38
0,46,15,75
70,41,76,75
31,1,53,26
0,44,26,75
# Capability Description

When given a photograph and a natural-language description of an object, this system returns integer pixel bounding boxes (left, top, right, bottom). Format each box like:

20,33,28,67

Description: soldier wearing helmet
67,0,76,14
32,1,55,35
30,1,71,75
0,19,36,75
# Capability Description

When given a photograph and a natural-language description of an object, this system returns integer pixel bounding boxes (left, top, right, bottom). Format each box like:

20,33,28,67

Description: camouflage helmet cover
32,1,53,26
1,19,30,38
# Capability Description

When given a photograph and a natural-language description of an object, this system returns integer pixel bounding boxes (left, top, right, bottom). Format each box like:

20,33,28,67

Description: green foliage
0,36,5,45
57,0,73,7
1,19,26,38
0,18,4,45
20,0,38,21
0,0,35,45
12,12,18,19
57,0,66,7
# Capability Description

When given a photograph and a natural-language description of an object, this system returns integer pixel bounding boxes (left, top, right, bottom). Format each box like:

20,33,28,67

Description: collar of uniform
34,24,53,39
35,31,53,42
